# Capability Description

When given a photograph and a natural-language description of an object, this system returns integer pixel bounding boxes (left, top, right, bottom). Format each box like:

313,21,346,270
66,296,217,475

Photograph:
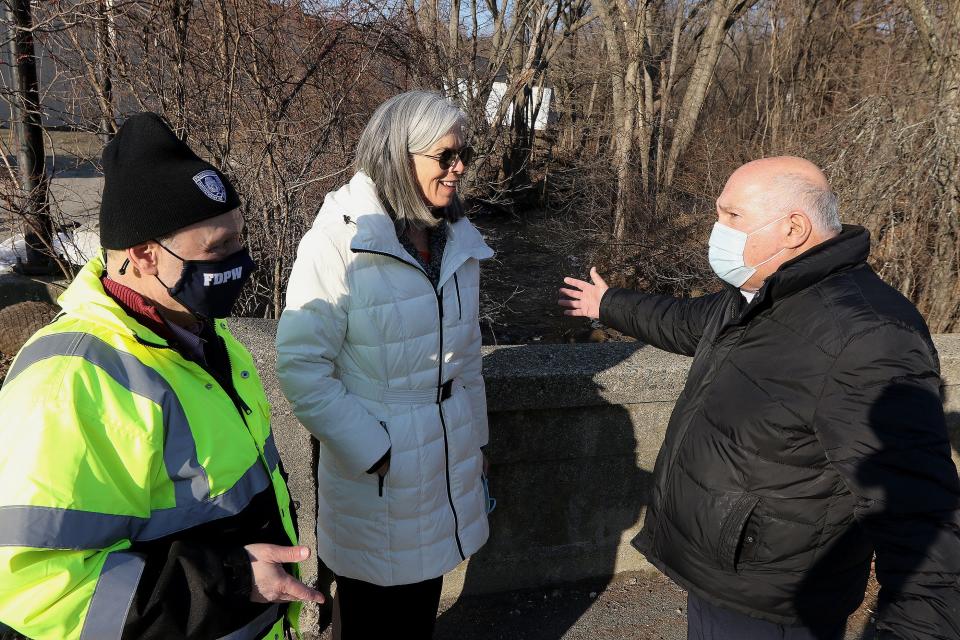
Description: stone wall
229,320,960,617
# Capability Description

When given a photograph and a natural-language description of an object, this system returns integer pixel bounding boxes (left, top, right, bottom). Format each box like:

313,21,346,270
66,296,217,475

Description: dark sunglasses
413,146,474,170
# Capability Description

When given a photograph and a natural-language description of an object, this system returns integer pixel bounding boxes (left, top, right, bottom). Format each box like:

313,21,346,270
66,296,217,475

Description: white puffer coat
276,172,493,586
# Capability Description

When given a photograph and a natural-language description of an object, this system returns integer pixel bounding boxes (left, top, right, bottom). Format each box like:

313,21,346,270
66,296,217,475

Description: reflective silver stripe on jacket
5,332,208,504
0,506,147,550
262,432,280,472
216,604,282,640
0,331,277,549
79,550,146,640
0,449,271,548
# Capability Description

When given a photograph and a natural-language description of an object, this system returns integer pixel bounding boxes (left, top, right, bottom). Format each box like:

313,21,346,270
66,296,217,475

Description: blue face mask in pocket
481,473,496,514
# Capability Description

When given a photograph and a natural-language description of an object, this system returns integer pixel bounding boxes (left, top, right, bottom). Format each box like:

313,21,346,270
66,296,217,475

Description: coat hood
56,254,170,346
317,171,493,287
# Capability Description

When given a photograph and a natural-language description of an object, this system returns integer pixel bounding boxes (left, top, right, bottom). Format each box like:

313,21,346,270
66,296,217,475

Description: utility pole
5,0,56,275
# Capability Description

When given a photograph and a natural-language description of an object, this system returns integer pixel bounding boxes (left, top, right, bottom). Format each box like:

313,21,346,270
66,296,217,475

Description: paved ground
431,575,691,640
3,132,102,234
312,572,880,640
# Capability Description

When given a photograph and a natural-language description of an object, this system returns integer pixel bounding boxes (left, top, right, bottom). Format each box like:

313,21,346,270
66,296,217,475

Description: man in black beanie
0,113,323,640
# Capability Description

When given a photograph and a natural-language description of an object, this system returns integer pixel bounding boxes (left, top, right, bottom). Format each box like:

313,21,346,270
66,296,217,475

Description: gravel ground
314,571,881,640
433,574,690,640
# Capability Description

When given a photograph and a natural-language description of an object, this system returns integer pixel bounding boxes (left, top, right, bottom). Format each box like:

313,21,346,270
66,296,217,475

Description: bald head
724,156,840,236
731,156,828,188
713,156,842,292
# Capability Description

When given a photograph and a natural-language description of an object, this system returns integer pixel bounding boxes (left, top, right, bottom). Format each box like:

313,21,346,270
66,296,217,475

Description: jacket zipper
353,247,467,560
218,334,254,419
214,334,282,491
135,333,252,420
436,284,466,559
453,272,463,320
650,293,743,550
138,331,267,480
377,420,388,497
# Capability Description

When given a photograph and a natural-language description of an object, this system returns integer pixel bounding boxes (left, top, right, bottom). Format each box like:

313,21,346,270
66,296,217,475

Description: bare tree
7,0,960,337
903,0,960,330
394,0,593,201
594,0,758,239
23,0,406,316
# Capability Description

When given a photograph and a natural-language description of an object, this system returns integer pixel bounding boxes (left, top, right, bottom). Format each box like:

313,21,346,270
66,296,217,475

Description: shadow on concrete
434,345,652,640
795,384,960,639
310,468,337,635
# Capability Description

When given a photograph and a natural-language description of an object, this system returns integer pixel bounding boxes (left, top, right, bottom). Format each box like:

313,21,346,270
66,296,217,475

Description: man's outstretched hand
559,267,609,320
246,543,326,604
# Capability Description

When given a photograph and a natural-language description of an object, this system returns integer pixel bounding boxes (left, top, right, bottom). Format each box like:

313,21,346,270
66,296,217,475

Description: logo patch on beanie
192,170,227,203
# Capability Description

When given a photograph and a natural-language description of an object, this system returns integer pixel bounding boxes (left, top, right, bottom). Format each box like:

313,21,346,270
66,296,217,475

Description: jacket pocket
376,420,389,497
716,493,760,571
454,272,463,320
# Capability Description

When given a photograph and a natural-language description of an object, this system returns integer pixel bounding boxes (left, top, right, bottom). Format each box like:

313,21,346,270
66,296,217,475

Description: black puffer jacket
600,226,960,638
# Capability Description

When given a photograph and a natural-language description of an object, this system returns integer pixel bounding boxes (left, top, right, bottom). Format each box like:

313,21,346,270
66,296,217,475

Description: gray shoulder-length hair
354,90,467,229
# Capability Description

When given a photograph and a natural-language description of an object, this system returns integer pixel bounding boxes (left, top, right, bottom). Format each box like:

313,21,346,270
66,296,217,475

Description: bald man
561,157,960,639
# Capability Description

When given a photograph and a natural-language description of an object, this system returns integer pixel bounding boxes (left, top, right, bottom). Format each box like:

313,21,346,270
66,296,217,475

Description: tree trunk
171,0,191,133
921,63,960,331
663,0,745,188
593,0,637,239
95,0,117,144
904,0,960,331
5,0,56,275
611,124,636,240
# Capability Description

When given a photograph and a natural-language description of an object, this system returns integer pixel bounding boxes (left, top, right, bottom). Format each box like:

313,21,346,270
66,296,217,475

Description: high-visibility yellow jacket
0,255,299,639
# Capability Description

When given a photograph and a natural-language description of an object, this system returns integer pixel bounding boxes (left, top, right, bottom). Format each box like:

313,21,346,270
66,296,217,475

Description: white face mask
708,215,788,288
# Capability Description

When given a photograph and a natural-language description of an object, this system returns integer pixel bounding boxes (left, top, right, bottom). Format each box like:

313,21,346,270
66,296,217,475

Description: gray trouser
687,592,847,640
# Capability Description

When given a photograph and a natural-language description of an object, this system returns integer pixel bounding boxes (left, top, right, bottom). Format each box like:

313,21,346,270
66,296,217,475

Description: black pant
334,574,443,639
0,623,26,640
687,592,846,640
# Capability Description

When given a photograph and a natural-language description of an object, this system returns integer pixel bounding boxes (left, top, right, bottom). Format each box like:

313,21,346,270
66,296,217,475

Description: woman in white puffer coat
276,91,493,638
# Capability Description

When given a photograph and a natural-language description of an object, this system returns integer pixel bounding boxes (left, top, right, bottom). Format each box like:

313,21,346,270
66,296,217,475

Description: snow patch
0,226,100,274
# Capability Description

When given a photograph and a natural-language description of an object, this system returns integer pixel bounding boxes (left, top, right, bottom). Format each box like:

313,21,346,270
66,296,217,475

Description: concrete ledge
228,320,960,625
481,335,960,410
480,343,691,411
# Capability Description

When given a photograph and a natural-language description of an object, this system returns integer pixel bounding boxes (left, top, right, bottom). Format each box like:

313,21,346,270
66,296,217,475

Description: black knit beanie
99,112,241,249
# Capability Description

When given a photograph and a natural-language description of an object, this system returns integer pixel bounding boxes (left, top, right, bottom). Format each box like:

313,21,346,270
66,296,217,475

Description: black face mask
155,242,256,320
